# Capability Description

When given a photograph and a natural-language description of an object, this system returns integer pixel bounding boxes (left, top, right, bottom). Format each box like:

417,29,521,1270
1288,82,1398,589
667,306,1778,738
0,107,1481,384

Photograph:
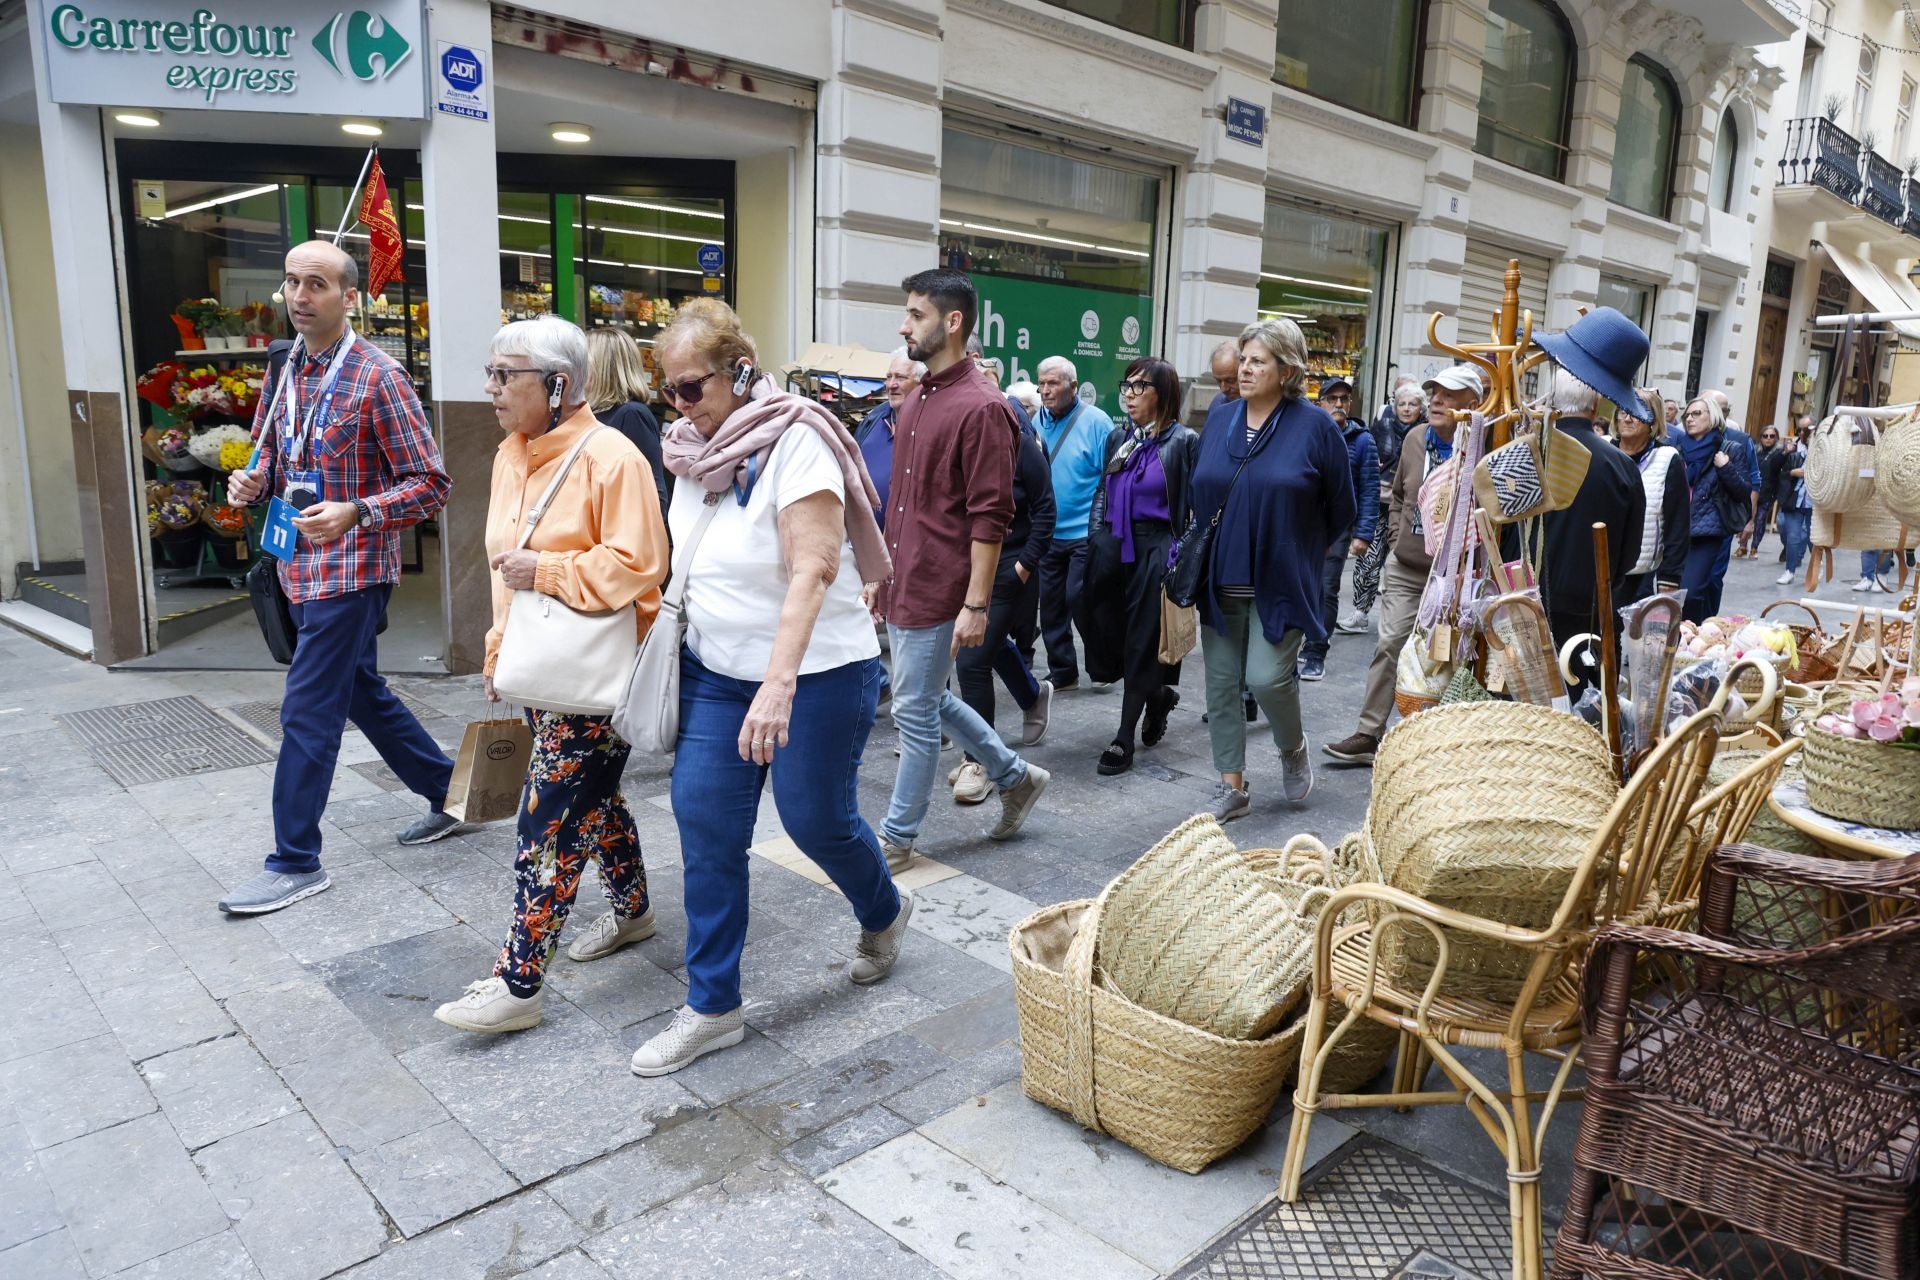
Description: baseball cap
1422,364,1486,398
1317,373,1354,395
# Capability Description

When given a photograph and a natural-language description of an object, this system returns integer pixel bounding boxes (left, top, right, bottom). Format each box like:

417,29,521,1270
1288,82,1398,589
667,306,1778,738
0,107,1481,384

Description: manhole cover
1174,1142,1517,1280
228,701,285,742
60,697,275,786
350,760,406,792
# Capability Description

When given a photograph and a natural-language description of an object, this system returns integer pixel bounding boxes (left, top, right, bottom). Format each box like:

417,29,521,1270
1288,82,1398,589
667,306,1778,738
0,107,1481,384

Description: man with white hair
1029,355,1116,689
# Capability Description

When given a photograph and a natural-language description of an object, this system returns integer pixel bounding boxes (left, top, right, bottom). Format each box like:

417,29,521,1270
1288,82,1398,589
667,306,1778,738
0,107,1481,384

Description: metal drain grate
60,696,275,786
1175,1141,1518,1280
227,701,285,742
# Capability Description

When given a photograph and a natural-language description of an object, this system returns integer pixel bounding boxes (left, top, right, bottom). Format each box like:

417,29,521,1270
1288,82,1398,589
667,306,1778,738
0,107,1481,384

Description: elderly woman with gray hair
1189,318,1354,821
433,314,669,1035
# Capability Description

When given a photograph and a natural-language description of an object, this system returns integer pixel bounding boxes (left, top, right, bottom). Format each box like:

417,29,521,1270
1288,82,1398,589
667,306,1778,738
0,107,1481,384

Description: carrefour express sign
34,1,426,117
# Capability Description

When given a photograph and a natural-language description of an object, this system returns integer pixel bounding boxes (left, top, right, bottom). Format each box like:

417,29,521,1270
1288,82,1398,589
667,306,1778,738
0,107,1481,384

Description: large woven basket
1010,897,1302,1173
1367,701,1618,1002
1811,492,1909,553
1800,689,1920,829
1878,411,1920,524
1760,600,1843,685
1804,413,1878,514
1096,816,1312,1040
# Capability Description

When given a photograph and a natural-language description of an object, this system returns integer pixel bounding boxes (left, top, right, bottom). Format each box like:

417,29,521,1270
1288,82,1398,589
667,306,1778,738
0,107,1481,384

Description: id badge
261,497,301,561
282,469,325,510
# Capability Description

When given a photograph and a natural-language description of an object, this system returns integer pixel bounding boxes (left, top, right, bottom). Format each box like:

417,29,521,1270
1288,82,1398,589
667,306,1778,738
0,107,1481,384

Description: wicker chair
1277,706,1724,1280
1662,732,1802,919
1550,844,1920,1280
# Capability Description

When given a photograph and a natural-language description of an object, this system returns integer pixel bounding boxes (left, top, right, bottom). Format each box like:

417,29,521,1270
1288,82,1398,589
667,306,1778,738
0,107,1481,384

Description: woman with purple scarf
627,299,907,1080
1083,356,1199,775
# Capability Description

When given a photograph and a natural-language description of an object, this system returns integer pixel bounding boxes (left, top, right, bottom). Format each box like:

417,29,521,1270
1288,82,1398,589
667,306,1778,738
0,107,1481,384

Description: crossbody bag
611,497,722,754
1164,404,1279,609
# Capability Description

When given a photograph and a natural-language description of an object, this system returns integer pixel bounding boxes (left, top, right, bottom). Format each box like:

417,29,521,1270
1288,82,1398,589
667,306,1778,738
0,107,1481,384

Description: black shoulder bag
1164,404,1279,609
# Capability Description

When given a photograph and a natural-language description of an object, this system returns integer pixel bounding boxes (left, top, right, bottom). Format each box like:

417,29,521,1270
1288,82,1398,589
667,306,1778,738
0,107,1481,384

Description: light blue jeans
882,621,1027,848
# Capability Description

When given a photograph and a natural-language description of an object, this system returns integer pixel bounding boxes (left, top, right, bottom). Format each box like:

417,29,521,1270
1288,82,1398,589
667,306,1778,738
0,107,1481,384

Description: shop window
498,191,556,324
1475,0,1574,180
569,192,729,388
940,126,1161,409
1609,55,1679,220
1597,275,1653,384
316,176,429,395
1897,76,1916,163
1274,0,1422,126
1259,201,1391,406
1044,0,1186,46
1854,39,1877,136
1708,110,1740,213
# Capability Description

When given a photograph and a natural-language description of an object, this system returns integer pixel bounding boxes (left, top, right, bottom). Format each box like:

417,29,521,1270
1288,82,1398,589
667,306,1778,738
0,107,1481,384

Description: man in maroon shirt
868,269,1050,868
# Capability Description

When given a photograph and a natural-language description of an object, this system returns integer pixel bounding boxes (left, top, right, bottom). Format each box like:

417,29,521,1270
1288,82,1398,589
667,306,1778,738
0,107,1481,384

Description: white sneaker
1852,577,1876,592
565,908,657,963
880,837,915,873
630,1005,745,1076
1335,611,1372,635
1776,570,1795,585
433,977,543,1034
849,888,913,985
951,760,990,805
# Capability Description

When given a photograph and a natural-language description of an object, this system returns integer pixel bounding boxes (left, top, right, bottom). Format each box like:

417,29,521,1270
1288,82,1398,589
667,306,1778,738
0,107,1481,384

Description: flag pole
333,146,376,244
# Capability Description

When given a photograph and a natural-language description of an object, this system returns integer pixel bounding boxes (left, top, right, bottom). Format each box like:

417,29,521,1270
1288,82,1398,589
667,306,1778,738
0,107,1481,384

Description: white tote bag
492,427,638,716
613,500,720,754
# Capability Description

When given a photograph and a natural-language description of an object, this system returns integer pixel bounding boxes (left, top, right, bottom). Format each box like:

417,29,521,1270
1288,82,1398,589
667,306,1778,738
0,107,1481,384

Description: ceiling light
1258,271,1371,295
341,120,384,138
550,123,593,144
162,183,283,219
585,194,725,221
114,109,162,129
938,217,1149,260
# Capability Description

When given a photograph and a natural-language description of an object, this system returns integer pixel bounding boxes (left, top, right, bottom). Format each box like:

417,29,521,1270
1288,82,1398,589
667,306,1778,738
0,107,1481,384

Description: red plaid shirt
249,334,451,603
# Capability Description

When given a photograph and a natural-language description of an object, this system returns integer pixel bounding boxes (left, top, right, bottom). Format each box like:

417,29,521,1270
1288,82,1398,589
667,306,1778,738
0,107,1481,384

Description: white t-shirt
668,427,880,682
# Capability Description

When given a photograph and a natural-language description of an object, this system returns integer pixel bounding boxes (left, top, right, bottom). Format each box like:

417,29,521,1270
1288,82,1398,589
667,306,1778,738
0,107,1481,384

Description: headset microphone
271,291,285,304
732,359,754,395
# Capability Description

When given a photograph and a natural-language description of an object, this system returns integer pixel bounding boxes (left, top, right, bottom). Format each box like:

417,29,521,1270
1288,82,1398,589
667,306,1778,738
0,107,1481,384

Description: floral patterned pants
494,710,647,996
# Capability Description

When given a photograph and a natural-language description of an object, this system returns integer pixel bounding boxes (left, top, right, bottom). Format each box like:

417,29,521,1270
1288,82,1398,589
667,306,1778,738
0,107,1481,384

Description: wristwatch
352,499,373,529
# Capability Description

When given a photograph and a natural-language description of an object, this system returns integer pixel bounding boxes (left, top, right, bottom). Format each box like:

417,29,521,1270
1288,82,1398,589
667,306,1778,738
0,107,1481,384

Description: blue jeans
1778,509,1810,572
269,584,452,874
883,621,1027,847
671,650,899,1015
1303,534,1352,660
1682,536,1734,624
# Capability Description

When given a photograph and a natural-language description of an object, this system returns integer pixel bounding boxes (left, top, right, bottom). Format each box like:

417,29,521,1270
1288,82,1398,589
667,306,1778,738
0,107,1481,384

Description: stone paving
0,550,1860,1279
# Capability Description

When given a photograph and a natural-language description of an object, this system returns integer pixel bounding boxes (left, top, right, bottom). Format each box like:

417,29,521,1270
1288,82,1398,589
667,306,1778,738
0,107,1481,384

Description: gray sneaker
217,869,331,915
566,907,657,962
989,763,1049,840
1022,680,1054,747
880,837,916,874
1282,741,1314,804
398,810,461,845
850,888,914,985
1209,782,1251,822
630,1005,746,1077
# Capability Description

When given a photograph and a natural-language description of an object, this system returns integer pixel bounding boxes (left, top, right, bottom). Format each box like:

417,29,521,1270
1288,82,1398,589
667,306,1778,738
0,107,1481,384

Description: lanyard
283,327,355,467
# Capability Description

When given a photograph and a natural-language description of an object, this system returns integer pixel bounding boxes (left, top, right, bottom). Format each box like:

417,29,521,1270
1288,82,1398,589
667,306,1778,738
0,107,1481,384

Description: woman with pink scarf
627,299,907,1079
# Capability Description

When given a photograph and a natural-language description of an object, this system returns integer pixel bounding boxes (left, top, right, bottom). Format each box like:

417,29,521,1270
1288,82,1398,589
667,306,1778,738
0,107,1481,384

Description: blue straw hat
1534,307,1653,424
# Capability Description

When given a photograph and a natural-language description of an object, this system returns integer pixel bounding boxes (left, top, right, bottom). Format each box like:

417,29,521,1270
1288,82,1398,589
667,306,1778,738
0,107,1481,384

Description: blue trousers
884,621,1027,847
672,649,899,1015
1778,509,1810,572
1680,536,1733,624
269,584,453,874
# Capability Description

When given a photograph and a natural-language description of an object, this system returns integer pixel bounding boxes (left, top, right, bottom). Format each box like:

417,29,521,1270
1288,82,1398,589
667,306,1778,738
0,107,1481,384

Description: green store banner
969,274,1153,413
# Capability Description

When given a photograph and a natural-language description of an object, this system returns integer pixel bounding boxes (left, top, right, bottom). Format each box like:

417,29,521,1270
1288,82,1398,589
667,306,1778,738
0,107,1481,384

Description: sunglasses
660,371,720,405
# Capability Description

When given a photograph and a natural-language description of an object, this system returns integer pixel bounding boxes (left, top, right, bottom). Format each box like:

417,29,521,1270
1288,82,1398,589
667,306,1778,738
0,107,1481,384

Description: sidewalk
0,547,1825,1278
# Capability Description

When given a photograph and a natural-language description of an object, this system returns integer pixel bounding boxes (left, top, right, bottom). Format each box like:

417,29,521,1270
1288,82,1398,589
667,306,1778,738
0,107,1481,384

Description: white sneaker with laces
432,977,543,1034
630,1005,745,1076
1776,569,1795,585
566,908,657,963
951,761,990,805
850,888,914,985
1852,577,1876,592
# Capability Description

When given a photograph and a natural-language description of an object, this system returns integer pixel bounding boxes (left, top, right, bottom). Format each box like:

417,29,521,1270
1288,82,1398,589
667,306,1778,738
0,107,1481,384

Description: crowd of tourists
210,237,1828,1078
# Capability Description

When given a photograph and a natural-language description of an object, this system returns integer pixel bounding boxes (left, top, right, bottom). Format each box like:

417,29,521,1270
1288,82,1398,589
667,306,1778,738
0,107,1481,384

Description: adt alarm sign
697,244,725,273
434,40,488,121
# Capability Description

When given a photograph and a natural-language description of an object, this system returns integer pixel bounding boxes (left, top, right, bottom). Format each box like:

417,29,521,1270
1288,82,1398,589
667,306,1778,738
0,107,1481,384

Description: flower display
187,424,252,470
136,360,185,410
217,440,255,471
201,502,250,538
155,426,199,470
171,363,264,420
147,480,206,533
1815,678,1920,748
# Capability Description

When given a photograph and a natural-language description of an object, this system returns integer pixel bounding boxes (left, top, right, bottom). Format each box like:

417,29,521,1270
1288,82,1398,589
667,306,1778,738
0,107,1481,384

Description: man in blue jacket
1300,374,1378,682
1028,355,1116,689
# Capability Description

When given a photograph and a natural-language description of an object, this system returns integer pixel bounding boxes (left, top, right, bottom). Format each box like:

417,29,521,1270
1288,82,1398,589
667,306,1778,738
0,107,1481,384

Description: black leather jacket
1089,422,1200,538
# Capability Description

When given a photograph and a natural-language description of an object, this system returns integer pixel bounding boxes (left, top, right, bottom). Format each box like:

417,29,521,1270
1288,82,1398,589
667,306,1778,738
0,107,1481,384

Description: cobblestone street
0,552,1851,1279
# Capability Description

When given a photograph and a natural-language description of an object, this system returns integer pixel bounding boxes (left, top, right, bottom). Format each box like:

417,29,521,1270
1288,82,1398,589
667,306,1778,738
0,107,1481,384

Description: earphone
732,358,754,395
546,373,564,410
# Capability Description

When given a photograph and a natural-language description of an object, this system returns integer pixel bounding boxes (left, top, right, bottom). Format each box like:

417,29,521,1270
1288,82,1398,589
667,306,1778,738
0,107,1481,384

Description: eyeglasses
482,365,544,385
1119,380,1153,396
660,371,720,405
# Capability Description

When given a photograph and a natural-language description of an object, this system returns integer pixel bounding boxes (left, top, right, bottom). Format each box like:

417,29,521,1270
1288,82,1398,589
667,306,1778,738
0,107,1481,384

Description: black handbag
248,557,298,665
1705,435,1754,536
1165,406,1279,608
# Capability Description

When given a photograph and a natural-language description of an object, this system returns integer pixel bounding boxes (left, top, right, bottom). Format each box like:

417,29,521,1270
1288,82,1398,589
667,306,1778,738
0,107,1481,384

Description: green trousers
1200,594,1305,774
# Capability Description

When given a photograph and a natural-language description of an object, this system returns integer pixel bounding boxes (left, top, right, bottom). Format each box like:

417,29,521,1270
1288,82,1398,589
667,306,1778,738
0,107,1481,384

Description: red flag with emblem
357,152,403,298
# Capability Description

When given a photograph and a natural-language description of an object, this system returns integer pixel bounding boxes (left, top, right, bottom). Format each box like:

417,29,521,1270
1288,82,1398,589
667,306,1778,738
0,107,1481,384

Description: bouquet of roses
137,360,185,410
1815,678,1920,746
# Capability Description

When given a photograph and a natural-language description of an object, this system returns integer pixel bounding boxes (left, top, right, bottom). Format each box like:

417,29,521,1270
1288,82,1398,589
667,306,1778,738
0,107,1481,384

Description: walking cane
1591,522,1624,777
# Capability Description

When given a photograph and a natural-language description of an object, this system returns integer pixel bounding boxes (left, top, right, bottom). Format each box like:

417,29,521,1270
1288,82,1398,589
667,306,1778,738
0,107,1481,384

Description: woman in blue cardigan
1190,319,1355,821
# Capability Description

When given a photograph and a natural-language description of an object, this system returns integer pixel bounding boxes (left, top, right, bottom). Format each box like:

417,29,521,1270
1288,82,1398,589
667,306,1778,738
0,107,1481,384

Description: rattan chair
1550,843,1920,1280
1277,706,1724,1280
1661,732,1802,920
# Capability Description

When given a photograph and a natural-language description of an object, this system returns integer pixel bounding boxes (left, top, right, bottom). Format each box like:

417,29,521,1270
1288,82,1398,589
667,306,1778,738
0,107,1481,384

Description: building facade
0,0,1790,670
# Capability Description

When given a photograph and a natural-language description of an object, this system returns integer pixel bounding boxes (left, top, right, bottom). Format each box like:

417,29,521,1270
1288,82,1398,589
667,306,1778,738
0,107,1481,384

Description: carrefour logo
312,10,411,82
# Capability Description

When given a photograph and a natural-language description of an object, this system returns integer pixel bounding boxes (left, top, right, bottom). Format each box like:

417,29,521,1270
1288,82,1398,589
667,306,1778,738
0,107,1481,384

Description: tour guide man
219,240,456,915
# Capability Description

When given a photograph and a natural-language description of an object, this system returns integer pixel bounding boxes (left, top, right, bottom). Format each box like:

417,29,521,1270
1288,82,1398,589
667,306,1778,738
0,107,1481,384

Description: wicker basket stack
1800,688,1920,829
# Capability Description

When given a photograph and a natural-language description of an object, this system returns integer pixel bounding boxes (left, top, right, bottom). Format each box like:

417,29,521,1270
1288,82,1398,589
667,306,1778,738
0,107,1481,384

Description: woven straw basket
1800,689,1920,829
1367,701,1618,1003
1878,412,1920,524
1095,816,1314,1040
1812,492,1909,553
1805,414,1879,514
1010,897,1302,1173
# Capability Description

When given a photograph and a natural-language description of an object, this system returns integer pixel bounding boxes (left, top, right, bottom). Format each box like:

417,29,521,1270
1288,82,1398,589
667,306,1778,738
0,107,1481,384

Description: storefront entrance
1259,199,1395,412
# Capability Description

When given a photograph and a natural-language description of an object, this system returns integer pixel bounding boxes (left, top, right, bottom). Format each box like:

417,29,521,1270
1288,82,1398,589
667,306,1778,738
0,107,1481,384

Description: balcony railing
1779,116,1920,240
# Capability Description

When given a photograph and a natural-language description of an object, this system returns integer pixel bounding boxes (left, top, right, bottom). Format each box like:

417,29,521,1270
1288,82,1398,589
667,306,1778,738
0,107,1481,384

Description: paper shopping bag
1158,588,1197,664
442,717,532,825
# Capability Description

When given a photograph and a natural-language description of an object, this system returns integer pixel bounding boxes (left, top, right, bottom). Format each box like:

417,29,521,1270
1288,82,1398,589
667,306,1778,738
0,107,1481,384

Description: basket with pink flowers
1803,677,1920,829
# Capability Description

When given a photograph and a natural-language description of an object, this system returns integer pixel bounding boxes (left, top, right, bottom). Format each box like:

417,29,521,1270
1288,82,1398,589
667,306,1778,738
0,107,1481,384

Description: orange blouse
483,405,668,678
